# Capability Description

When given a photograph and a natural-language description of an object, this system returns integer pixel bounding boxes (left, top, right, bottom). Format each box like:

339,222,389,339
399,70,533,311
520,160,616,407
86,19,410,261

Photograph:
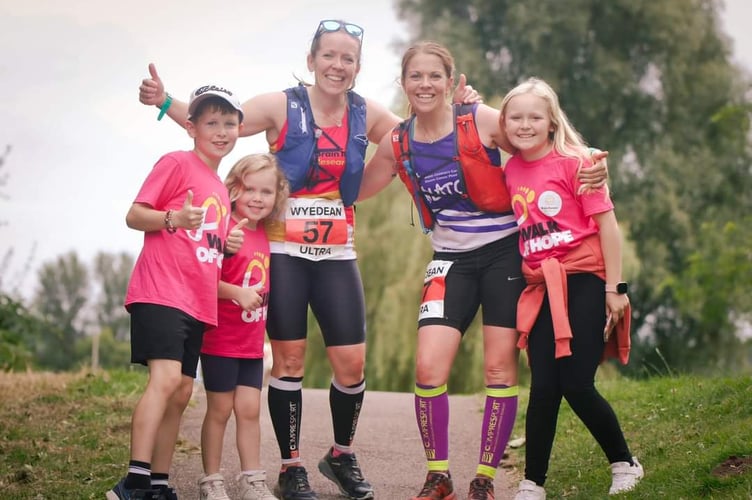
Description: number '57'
302,220,333,243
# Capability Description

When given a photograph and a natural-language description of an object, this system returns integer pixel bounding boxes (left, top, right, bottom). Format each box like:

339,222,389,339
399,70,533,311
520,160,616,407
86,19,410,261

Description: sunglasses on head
315,20,364,42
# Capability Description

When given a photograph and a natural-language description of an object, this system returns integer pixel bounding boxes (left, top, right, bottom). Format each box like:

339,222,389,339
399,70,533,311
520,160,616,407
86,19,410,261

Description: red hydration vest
391,104,512,233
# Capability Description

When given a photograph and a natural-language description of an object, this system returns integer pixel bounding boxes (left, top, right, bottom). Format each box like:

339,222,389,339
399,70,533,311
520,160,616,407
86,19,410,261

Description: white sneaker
238,471,278,500
609,457,644,495
514,479,546,499
199,473,231,500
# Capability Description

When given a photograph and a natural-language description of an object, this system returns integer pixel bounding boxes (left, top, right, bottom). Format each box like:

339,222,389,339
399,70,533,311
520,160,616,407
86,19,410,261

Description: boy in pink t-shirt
108,85,246,500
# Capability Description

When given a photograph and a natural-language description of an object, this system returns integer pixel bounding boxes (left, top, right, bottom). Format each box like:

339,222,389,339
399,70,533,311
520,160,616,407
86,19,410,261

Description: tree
0,294,36,371
32,251,90,370
92,251,133,341
392,0,752,374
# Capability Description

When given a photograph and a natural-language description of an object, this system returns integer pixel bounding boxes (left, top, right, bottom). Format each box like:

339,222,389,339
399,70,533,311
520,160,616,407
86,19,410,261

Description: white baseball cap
188,84,244,122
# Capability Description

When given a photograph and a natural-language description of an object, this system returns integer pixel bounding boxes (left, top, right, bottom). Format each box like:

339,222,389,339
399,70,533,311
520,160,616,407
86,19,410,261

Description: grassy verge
1,370,750,499
506,374,752,499
0,370,145,499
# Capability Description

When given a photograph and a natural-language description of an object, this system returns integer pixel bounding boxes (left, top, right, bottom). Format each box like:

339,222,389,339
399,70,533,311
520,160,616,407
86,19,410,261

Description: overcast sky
1,0,751,298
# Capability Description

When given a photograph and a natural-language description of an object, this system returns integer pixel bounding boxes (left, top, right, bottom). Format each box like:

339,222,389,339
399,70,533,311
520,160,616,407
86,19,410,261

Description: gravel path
169,384,520,499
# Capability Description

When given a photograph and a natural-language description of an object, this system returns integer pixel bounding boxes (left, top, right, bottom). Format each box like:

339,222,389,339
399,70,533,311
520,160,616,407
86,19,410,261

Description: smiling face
233,167,278,228
401,52,453,114
186,108,241,170
307,30,361,94
502,92,554,161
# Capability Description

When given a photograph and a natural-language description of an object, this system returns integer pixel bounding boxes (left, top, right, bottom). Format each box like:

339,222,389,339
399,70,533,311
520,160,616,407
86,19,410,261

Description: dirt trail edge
170,384,519,499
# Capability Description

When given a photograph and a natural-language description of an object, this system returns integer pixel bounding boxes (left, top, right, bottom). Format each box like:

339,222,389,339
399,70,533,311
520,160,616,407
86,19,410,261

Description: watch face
617,282,629,294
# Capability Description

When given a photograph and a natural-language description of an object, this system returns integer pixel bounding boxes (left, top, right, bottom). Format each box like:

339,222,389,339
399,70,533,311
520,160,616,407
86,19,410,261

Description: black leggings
524,273,632,486
266,254,366,346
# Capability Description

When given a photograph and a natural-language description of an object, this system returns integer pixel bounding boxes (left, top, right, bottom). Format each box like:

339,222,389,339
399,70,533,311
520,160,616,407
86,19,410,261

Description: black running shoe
106,478,167,500
317,447,374,500
276,466,318,500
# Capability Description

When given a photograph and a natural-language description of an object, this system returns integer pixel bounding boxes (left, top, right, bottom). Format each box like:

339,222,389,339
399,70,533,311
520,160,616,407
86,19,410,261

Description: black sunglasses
315,20,364,42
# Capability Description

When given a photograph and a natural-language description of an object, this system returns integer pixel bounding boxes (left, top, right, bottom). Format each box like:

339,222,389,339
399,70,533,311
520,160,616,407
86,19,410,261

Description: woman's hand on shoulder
578,149,609,190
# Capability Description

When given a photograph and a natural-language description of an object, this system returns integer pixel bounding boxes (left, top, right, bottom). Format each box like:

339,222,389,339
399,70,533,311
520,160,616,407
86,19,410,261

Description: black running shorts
418,235,524,333
129,303,204,378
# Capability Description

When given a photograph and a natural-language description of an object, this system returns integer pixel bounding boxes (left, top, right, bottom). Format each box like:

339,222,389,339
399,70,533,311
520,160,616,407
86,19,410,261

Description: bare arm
358,131,399,201
138,63,283,138
218,281,263,311
475,103,514,152
125,189,206,233
593,210,629,320
364,97,402,144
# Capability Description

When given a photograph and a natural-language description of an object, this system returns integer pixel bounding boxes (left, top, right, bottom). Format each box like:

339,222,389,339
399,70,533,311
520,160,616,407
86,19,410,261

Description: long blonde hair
500,77,588,164
224,153,289,221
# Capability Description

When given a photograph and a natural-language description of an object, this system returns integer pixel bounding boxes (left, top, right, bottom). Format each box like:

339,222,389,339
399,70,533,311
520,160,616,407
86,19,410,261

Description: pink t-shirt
201,222,270,358
504,149,613,269
125,150,231,326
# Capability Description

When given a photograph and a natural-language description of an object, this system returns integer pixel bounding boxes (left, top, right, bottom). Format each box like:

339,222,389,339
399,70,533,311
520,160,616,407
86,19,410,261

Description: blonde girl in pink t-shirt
197,153,289,500
500,78,643,499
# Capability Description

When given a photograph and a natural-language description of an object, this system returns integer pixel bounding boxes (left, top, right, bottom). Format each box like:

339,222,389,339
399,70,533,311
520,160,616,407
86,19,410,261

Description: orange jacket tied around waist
516,234,631,365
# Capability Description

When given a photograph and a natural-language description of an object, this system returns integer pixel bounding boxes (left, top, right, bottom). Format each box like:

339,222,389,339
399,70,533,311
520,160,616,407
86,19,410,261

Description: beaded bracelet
157,93,173,121
164,209,177,234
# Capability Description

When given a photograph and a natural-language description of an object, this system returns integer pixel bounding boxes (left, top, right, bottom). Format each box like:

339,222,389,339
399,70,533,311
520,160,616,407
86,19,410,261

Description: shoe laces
469,477,494,499
287,467,312,490
418,472,449,496
335,453,365,481
246,480,274,499
202,479,230,500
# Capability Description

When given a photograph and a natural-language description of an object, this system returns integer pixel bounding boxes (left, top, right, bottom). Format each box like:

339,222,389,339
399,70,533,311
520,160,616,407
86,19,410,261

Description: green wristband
157,93,172,121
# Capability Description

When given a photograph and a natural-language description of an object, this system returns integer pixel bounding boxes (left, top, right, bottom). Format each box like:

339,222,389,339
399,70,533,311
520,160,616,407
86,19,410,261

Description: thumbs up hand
173,190,207,230
452,73,483,104
139,62,167,107
224,218,249,254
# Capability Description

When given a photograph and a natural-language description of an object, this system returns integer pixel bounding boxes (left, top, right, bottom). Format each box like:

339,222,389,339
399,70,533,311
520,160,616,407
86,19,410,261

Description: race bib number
284,198,347,261
419,260,453,321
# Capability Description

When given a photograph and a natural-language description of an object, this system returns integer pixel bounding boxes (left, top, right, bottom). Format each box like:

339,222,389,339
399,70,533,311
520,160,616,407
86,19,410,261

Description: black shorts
129,303,204,378
266,255,366,346
418,235,524,333
200,353,264,392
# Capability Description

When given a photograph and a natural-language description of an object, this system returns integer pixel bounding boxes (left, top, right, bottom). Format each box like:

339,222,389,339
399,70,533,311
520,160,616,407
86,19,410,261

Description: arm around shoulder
239,91,287,137
476,103,513,152
358,132,398,202
364,97,402,145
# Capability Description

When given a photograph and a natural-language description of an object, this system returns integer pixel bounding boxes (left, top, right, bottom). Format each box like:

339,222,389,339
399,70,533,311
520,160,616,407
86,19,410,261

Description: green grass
0,370,750,499
507,374,752,499
0,370,145,499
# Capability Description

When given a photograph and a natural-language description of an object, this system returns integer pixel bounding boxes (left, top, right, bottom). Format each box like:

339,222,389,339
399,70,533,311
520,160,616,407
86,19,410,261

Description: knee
207,403,233,424
150,371,183,398
335,357,365,385
484,363,518,386
414,358,446,386
171,379,194,410
274,351,305,376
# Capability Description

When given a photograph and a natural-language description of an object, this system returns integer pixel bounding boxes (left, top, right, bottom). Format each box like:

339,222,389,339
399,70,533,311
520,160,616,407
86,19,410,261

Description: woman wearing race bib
138,21,479,500
359,41,609,500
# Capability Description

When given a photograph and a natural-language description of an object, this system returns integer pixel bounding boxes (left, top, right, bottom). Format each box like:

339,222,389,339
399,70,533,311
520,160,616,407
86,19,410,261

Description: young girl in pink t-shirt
500,78,643,499
197,153,289,500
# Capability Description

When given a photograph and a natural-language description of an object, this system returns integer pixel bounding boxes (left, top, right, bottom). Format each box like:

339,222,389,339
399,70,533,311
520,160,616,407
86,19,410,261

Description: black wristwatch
605,282,629,294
